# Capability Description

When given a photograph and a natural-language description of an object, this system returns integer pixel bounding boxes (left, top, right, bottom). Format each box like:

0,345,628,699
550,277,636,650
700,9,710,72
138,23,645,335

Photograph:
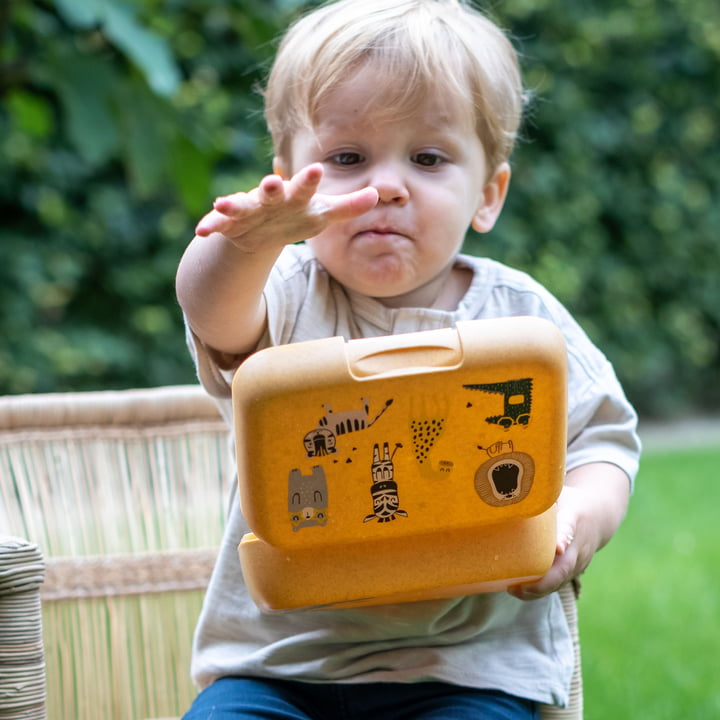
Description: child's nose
370,164,409,205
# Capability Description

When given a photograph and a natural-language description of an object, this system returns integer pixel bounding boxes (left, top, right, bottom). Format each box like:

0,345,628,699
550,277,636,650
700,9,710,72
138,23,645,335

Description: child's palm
195,163,378,251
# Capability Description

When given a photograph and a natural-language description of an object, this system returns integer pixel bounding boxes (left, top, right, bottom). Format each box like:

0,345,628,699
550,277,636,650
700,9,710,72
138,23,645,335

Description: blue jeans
182,677,539,719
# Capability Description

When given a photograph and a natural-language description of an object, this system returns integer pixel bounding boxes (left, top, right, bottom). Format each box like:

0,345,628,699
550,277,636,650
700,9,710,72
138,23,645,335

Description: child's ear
272,156,289,179
471,162,511,233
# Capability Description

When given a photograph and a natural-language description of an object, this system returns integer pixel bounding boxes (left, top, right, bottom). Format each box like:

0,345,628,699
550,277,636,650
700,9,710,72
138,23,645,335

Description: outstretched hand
195,163,379,251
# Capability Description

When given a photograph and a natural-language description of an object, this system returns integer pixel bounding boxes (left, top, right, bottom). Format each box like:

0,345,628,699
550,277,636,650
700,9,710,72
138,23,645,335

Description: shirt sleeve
557,308,641,488
565,357,641,488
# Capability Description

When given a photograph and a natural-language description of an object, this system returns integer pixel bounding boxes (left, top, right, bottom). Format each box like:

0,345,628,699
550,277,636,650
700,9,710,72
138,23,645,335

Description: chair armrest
538,581,583,719
0,536,47,719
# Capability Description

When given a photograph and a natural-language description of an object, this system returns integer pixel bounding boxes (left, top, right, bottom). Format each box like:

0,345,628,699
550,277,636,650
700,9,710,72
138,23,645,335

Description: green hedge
479,0,720,417
1,0,718,417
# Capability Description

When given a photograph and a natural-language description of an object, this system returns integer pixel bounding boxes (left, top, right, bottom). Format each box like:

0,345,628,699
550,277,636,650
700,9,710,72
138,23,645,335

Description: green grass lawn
580,444,720,719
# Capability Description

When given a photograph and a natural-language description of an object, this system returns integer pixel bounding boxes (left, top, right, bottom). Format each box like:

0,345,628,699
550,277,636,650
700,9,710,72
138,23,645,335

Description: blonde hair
264,0,524,174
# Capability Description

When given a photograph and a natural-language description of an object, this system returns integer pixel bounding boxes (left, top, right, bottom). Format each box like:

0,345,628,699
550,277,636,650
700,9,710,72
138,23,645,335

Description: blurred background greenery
1,0,718,418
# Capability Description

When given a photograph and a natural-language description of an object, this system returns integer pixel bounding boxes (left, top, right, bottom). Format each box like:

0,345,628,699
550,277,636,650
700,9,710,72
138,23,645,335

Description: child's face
279,65,509,308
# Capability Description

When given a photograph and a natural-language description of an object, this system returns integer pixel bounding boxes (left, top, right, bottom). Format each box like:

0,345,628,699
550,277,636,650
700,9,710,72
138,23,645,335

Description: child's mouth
354,226,407,240
352,229,409,252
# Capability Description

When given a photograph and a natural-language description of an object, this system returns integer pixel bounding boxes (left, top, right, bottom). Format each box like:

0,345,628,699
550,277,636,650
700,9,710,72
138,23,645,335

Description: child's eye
329,152,363,166
412,152,444,167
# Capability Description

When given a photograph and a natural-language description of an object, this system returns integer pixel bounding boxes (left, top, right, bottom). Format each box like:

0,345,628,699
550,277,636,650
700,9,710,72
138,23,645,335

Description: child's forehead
311,64,475,136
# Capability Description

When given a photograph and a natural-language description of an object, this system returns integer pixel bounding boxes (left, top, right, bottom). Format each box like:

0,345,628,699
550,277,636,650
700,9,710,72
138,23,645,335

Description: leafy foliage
1,0,718,416
0,0,295,393
484,0,720,417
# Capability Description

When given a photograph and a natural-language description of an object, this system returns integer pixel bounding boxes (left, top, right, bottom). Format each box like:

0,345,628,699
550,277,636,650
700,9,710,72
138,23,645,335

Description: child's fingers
195,190,262,235
556,524,576,556
507,546,578,601
553,485,581,555
319,186,379,221
286,163,324,204
256,174,287,206
213,166,322,216
195,208,231,237
341,186,379,217
195,164,377,240
211,191,259,218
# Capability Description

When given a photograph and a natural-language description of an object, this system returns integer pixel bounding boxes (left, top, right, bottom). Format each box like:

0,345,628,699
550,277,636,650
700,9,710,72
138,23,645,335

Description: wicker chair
0,386,230,720
0,385,582,719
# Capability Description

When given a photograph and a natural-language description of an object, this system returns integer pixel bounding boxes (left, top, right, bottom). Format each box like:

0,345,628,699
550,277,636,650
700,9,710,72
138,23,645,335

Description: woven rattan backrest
0,386,231,720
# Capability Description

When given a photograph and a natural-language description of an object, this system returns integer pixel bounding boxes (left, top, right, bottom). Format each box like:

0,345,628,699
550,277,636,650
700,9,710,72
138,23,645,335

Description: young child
176,1,640,717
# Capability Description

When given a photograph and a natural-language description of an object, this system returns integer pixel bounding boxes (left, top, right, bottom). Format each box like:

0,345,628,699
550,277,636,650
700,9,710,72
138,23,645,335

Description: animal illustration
464,378,533,428
318,397,394,435
304,397,393,457
364,442,408,524
474,441,535,506
303,427,337,457
288,466,328,531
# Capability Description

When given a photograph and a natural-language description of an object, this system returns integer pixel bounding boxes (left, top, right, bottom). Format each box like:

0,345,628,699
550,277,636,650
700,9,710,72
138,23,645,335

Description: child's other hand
194,163,378,250
507,485,589,601
507,463,630,602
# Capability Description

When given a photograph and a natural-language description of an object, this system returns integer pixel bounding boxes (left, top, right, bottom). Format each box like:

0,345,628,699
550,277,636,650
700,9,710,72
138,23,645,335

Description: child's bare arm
508,462,631,600
176,164,378,359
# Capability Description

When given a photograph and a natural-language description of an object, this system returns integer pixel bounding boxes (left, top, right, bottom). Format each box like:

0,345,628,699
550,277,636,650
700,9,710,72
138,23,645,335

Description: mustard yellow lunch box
232,316,567,612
